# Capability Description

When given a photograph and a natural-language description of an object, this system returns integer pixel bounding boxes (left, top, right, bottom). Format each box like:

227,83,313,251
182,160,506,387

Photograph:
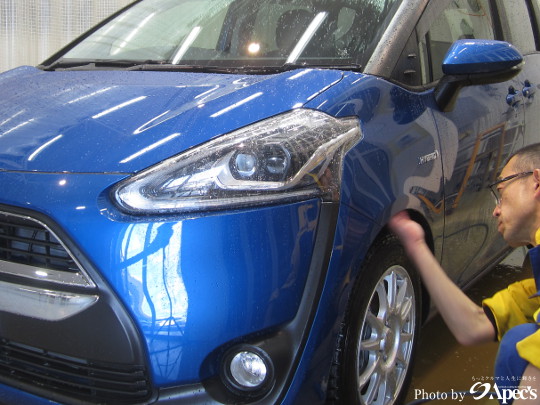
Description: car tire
330,233,422,405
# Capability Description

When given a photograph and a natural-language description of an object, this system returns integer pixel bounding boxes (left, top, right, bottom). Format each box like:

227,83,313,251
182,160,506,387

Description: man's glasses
489,171,533,206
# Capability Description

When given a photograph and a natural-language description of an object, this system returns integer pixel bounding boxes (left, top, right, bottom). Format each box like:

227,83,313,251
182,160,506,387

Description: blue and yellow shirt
482,230,540,369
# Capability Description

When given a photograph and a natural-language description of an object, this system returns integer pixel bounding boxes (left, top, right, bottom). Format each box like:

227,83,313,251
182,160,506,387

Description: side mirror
435,39,523,112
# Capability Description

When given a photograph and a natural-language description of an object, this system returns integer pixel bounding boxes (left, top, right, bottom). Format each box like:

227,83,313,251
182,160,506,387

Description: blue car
0,0,538,404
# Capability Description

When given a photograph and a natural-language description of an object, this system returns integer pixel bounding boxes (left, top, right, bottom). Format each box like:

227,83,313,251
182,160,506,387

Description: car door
518,0,540,153
414,0,526,283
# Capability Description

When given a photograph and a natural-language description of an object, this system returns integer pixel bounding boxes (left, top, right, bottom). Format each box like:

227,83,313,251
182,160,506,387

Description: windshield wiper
126,63,238,73
40,59,239,74
40,59,149,71
129,63,362,74
40,59,362,74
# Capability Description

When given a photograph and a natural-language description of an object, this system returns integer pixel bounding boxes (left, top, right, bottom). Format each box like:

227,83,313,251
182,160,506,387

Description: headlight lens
113,109,362,214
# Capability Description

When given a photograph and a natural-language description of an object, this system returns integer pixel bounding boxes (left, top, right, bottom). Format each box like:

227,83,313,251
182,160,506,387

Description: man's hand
388,211,426,255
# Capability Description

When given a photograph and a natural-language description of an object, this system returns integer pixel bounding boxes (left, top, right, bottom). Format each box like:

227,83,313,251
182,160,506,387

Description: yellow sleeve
517,313,540,369
482,279,540,341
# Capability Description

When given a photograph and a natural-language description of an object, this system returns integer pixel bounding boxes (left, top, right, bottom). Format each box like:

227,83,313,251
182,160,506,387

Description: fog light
222,345,274,396
230,351,267,388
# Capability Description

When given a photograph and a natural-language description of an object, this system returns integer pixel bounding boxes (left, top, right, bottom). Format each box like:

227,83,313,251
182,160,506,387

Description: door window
419,0,496,84
527,0,540,50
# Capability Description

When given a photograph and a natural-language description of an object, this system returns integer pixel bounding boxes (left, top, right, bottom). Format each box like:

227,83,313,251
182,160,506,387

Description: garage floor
405,250,531,405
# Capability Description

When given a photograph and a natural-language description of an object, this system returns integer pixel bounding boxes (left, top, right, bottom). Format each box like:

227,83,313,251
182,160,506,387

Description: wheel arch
328,206,430,404
378,208,434,324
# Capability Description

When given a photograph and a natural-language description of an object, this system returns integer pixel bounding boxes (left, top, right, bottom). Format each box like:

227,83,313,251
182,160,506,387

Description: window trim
525,0,540,50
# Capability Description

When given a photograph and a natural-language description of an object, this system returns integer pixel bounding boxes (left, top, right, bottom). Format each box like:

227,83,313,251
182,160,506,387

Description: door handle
522,80,534,99
506,86,522,107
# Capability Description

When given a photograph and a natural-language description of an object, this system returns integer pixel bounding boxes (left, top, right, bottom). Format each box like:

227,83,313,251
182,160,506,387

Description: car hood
0,66,343,173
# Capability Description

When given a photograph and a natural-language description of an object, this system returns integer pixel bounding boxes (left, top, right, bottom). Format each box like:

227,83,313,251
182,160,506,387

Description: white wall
0,0,133,72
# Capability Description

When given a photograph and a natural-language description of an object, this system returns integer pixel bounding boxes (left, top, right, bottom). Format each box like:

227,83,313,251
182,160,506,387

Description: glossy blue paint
442,39,523,75
106,202,320,385
306,73,441,224
0,67,342,173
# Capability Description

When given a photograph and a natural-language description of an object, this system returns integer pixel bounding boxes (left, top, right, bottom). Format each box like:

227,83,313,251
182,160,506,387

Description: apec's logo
470,382,538,404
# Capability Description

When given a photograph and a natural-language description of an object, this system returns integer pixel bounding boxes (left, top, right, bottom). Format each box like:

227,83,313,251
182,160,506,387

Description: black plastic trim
0,204,154,404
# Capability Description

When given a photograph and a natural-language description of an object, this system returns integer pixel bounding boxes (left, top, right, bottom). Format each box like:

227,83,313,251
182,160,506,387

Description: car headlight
113,109,362,214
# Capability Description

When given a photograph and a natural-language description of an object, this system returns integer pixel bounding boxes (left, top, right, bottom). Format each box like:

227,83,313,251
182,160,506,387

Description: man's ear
534,169,540,198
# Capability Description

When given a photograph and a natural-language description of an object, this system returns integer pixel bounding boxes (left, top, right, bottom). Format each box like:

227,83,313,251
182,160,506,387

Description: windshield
48,0,401,71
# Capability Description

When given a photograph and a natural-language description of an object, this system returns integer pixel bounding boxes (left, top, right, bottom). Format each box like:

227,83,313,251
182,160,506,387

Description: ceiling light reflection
67,87,115,105
286,12,328,64
0,110,25,127
113,12,156,54
28,134,63,161
92,96,147,119
1,118,35,136
120,132,182,164
172,26,202,64
247,42,261,55
210,92,263,118
133,110,171,135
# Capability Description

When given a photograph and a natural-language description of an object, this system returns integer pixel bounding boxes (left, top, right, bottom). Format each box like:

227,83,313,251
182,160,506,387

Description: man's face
492,157,535,247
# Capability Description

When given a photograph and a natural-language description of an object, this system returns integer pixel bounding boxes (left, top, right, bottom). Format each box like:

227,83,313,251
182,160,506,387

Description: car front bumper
0,171,339,404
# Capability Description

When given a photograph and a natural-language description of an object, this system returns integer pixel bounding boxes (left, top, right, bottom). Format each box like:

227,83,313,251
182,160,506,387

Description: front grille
0,211,94,288
0,212,78,273
0,338,153,404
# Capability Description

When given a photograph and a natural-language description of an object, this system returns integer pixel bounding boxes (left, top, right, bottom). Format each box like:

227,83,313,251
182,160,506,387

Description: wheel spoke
399,331,413,345
395,277,409,312
385,272,398,311
399,296,413,323
361,335,382,352
396,342,410,367
363,366,382,404
375,282,389,321
365,311,385,336
359,312,384,384
375,373,387,404
359,351,380,387
384,367,399,403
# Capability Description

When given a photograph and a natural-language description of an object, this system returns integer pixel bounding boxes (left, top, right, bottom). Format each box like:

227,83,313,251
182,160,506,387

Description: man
389,143,540,403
